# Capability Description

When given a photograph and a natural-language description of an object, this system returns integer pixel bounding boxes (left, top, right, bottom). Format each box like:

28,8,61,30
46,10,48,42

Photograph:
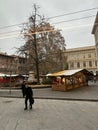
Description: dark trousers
25,96,32,108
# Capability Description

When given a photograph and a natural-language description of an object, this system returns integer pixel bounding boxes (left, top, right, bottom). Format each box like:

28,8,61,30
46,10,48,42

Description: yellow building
65,46,97,73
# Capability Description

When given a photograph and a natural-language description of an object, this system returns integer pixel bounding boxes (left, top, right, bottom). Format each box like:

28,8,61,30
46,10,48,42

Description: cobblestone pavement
0,97,98,130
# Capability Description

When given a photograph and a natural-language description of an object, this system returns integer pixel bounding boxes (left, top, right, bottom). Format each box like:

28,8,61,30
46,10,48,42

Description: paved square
0,97,98,130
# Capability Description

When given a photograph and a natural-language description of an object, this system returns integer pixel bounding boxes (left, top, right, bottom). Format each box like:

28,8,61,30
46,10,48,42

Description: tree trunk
34,33,40,84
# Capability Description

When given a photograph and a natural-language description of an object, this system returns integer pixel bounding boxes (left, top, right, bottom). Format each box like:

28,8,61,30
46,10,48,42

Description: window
19,59,22,64
77,62,80,68
95,61,97,67
88,53,91,58
89,61,92,67
23,59,25,64
83,62,86,67
70,62,74,68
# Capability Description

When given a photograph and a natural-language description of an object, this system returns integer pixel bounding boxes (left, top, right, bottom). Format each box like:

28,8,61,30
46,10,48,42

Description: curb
0,95,98,102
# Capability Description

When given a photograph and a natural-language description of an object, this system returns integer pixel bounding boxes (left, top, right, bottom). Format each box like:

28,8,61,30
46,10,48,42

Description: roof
47,69,93,77
66,46,95,53
0,73,19,77
0,73,28,77
0,73,6,77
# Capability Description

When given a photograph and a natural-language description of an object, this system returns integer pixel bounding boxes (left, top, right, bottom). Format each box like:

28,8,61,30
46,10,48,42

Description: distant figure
93,76,96,83
21,81,26,97
24,82,34,110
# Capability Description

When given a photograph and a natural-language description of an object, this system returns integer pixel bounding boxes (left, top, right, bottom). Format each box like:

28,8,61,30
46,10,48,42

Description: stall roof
0,73,6,77
47,69,93,77
0,73,19,77
0,73,28,77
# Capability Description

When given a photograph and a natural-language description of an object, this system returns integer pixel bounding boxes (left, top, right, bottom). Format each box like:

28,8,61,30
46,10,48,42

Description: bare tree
19,4,66,83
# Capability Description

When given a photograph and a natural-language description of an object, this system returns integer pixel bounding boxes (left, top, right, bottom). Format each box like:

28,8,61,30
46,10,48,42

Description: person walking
21,81,26,97
24,82,34,110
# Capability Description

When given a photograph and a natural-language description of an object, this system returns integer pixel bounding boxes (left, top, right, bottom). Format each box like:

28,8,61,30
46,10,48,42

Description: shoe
24,107,27,110
29,106,32,109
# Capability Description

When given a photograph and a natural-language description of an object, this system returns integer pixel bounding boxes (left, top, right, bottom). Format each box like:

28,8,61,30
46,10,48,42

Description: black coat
25,86,33,98
21,83,26,97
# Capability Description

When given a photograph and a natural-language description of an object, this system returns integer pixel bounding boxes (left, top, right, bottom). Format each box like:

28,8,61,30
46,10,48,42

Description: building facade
92,12,98,70
65,46,97,73
0,45,97,75
0,52,27,75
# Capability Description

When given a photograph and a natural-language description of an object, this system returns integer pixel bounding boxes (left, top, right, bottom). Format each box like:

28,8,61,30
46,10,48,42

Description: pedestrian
93,76,96,83
21,81,26,97
24,82,34,110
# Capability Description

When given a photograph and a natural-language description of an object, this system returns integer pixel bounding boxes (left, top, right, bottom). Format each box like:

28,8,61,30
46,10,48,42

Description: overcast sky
0,0,98,55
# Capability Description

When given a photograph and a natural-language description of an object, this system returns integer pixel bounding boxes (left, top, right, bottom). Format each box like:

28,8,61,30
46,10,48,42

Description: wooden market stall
0,73,28,87
48,69,93,91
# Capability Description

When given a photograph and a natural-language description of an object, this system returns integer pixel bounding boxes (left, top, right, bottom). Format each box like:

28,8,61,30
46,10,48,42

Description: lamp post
9,62,13,94
9,71,12,94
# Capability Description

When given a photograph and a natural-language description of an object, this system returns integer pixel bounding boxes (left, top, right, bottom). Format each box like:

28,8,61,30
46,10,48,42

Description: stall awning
47,69,93,77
